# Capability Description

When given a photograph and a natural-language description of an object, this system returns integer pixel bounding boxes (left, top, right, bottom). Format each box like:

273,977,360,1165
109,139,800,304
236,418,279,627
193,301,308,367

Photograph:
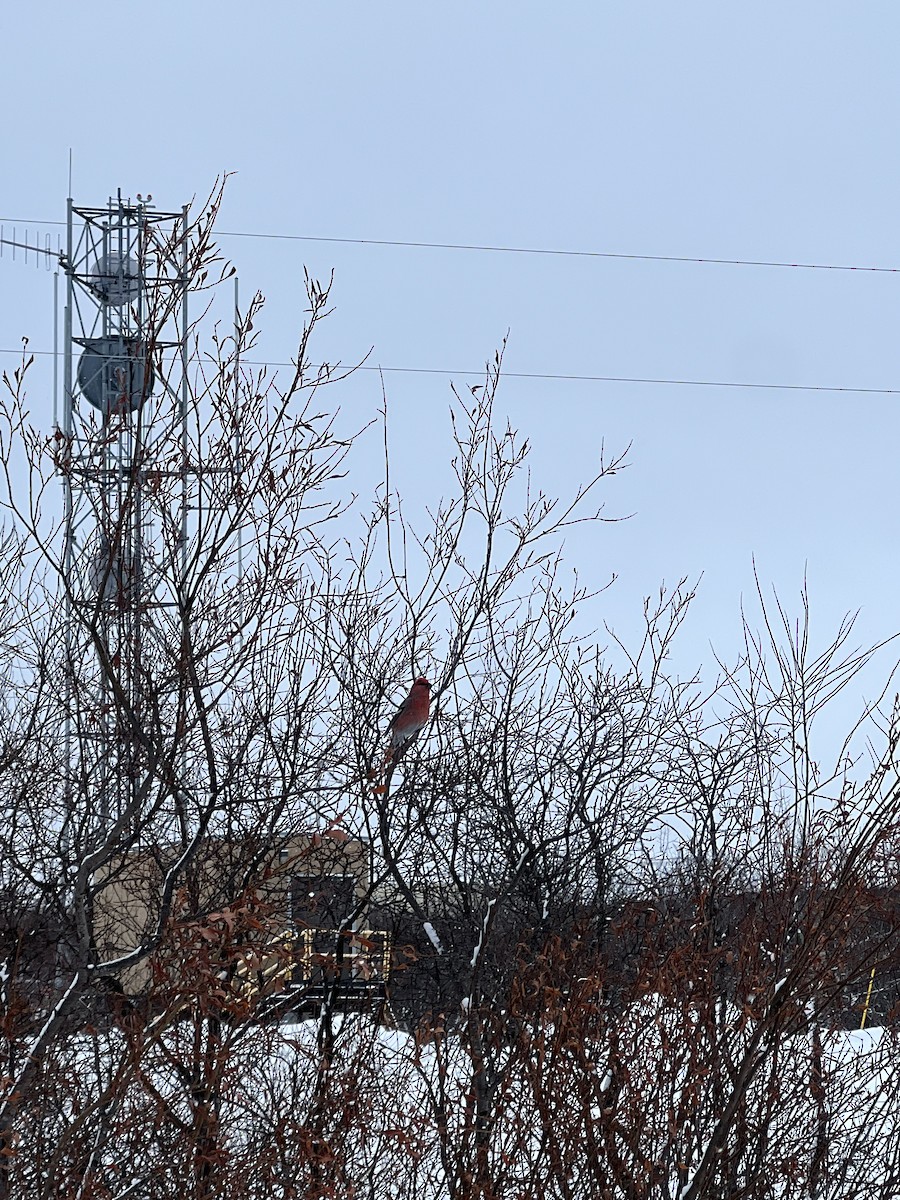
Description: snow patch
423,922,444,954
471,898,497,969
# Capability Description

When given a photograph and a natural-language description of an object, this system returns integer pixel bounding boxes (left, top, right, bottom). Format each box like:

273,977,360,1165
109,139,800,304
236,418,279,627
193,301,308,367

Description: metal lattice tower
59,191,190,830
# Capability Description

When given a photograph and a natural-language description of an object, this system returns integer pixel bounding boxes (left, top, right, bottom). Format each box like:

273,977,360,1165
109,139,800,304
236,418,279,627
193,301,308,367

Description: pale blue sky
3,3,900,753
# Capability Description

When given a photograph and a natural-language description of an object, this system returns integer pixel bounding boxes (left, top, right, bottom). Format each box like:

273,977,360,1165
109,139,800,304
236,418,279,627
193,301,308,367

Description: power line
2,216,899,276
219,233,900,276
2,346,898,396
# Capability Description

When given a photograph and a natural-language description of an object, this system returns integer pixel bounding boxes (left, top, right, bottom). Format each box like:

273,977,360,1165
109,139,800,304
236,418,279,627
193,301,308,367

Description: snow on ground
20,1000,900,1197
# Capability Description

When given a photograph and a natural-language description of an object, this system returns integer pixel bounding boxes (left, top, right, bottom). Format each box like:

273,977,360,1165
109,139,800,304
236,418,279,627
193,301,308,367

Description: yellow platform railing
235,928,392,1001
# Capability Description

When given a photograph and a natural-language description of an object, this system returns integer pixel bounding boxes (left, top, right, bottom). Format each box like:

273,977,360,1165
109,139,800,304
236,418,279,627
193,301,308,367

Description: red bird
385,676,431,768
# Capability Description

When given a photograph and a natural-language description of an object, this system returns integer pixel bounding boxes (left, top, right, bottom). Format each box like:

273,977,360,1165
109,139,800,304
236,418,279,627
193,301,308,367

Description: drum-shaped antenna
89,251,140,306
77,338,153,416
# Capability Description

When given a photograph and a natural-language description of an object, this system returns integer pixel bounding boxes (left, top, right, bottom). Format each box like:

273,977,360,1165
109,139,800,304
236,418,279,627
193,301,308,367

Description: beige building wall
92,832,370,995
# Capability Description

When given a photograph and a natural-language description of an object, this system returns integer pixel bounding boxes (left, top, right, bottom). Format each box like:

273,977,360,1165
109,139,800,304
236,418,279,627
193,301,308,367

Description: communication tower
59,191,190,830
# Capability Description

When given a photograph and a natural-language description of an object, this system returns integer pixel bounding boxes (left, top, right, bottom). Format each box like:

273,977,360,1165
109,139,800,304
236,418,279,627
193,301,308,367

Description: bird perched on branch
385,676,431,768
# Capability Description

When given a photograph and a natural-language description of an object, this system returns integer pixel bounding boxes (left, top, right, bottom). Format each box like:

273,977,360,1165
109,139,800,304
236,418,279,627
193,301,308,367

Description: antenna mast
59,191,190,835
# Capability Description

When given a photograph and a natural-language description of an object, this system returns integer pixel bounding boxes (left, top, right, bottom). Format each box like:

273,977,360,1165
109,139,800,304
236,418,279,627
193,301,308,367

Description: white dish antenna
89,251,140,306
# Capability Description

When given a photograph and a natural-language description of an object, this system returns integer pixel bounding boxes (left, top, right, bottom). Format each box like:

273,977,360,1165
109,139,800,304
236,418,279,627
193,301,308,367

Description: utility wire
2,216,899,276
218,233,900,276
4,216,897,395
1,346,898,396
